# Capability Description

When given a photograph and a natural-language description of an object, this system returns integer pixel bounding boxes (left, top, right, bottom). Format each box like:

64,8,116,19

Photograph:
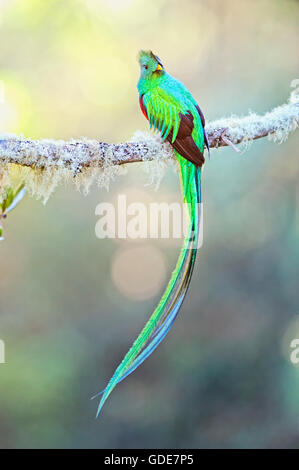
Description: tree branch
0,99,298,173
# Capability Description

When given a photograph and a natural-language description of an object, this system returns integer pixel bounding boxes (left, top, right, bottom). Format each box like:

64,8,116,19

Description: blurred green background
0,0,299,449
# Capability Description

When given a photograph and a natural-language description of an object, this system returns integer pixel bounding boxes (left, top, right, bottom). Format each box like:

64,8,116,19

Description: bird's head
138,50,164,80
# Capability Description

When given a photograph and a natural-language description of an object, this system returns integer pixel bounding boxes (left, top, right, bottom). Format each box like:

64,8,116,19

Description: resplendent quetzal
95,50,209,416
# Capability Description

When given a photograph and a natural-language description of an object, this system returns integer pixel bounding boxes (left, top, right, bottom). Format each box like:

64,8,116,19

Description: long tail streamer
94,155,201,416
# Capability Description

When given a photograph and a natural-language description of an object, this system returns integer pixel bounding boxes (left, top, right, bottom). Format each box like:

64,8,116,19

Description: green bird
94,50,209,416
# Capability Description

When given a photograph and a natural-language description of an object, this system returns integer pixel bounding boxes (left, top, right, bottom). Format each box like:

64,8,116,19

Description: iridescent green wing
143,88,205,167
142,87,183,143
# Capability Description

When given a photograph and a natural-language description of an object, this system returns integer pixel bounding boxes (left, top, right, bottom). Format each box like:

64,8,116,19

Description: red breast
139,94,148,120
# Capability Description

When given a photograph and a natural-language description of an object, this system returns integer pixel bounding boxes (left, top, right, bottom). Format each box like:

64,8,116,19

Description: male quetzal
95,50,209,416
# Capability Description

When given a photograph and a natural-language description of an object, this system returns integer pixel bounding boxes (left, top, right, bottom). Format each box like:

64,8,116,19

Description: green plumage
94,51,207,417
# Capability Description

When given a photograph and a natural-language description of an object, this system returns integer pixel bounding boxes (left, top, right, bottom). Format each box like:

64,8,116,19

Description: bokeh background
0,0,299,449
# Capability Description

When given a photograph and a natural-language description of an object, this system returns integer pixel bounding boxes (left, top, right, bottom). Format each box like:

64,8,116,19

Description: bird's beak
156,64,163,71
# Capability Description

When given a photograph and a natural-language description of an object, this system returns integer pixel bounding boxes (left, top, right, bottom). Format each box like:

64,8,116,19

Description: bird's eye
143,65,148,70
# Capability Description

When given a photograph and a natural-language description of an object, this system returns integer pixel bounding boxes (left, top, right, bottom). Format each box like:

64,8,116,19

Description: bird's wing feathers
142,89,181,141
195,104,210,156
168,112,205,166
141,88,205,167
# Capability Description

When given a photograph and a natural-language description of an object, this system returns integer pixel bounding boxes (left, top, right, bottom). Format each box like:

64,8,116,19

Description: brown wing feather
195,105,210,155
166,111,205,167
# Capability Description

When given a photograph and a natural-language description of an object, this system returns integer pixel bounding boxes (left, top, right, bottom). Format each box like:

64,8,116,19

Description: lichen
0,94,298,203
208,94,298,150
0,135,129,203
129,130,175,189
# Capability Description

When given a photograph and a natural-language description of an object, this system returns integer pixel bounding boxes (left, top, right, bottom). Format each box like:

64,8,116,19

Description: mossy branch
0,97,298,202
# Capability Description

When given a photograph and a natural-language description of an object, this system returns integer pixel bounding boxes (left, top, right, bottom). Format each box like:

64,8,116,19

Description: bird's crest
138,50,163,68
